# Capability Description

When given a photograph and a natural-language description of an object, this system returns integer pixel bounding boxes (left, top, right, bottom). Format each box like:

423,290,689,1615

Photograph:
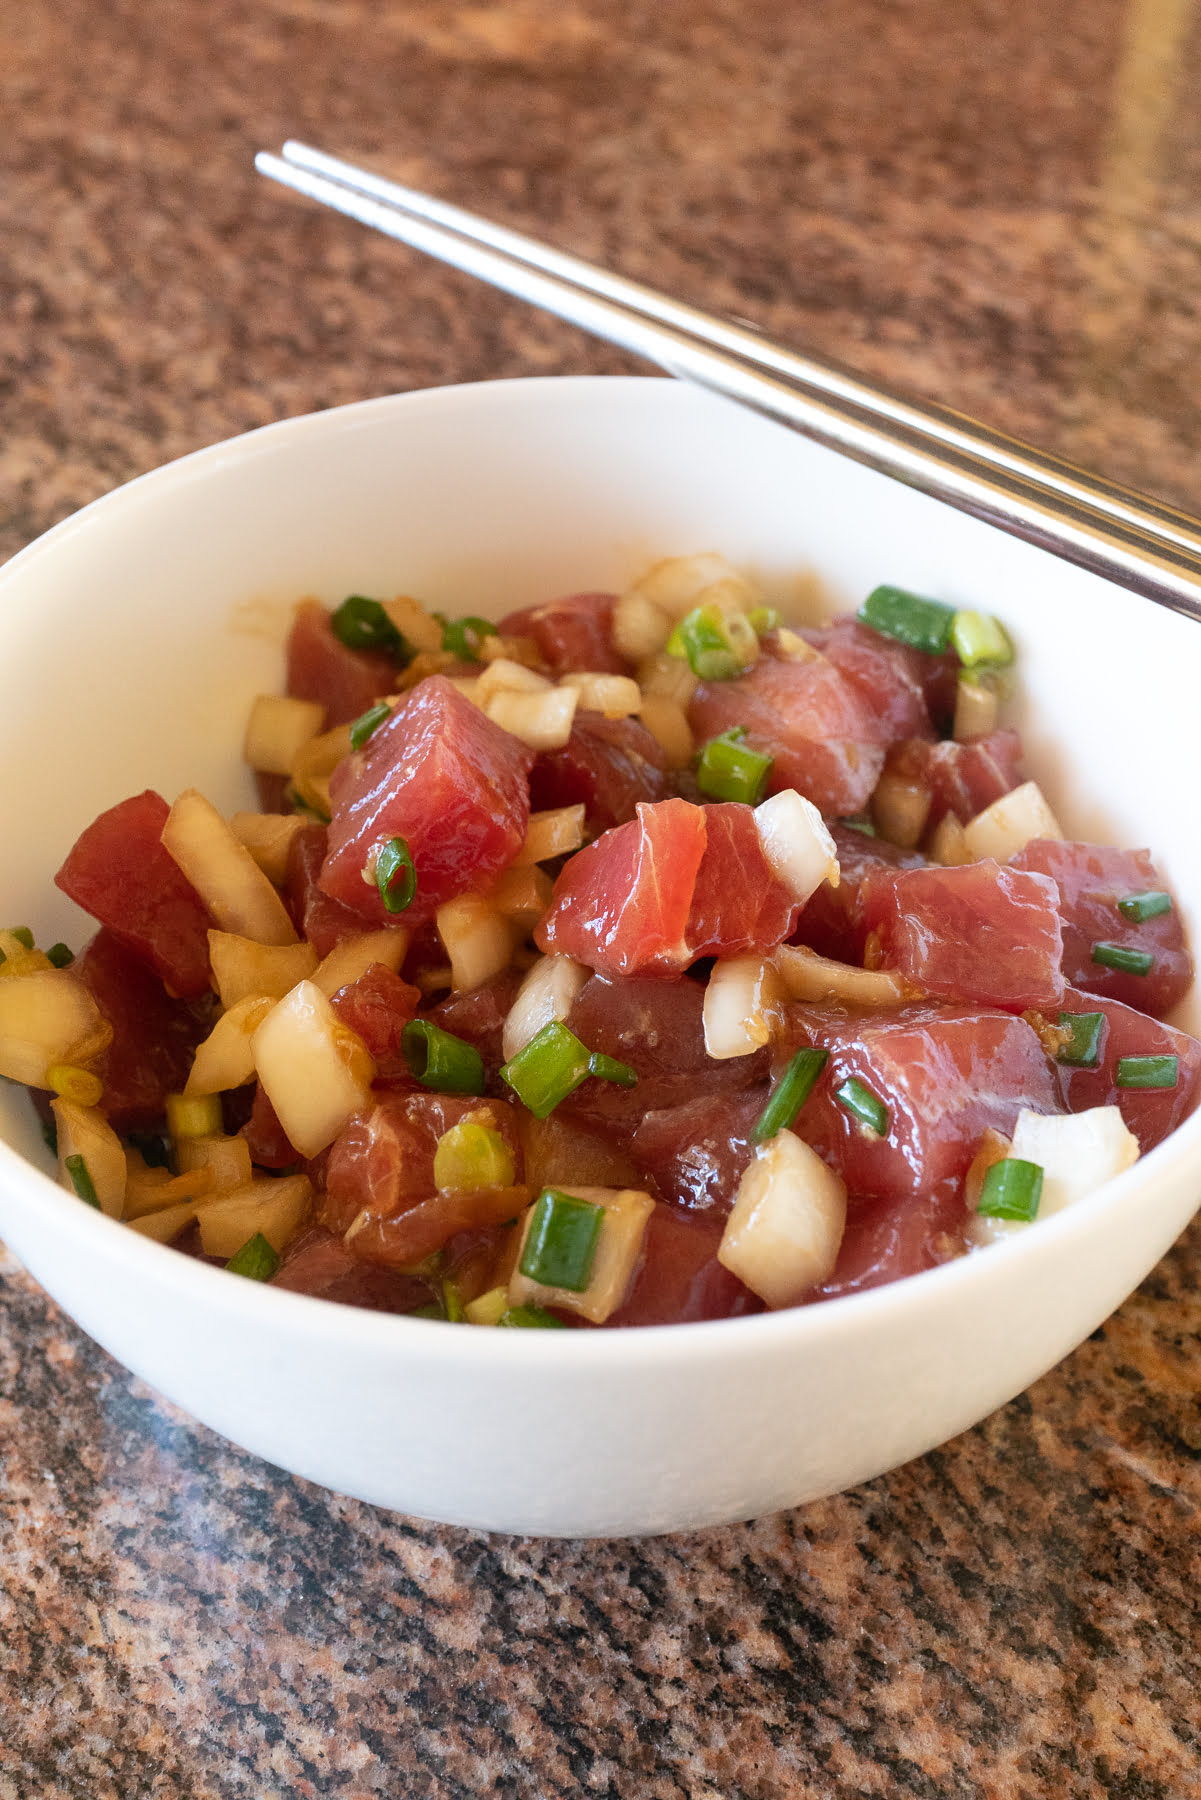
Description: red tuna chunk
320,677,533,928
802,616,947,742
75,929,205,1130
686,803,798,960
809,1182,965,1302
271,1227,432,1312
55,790,213,1000
605,1204,761,1327
777,1002,1062,1203
328,963,421,1069
688,650,886,817
859,860,1064,1012
1011,840,1192,1019
529,712,671,831
497,591,629,676
322,1092,523,1234
883,730,1023,831
285,824,400,957
630,1088,767,1215
791,824,925,965
1054,985,1201,1152
286,599,396,726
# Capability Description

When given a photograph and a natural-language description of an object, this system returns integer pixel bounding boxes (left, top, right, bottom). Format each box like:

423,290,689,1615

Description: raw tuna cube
630,1088,768,1214
686,803,798,960
55,789,213,1000
791,824,925,965
75,928,206,1129
320,677,534,928
271,1227,432,1312
529,712,671,830
802,616,947,742
881,729,1024,831
859,859,1065,1012
1011,840,1192,1019
778,1001,1062,1202
1054,985,1201,1152
286,599,397,726
322,1092,524,1235
328,963,421,1069
286,823,394,957
688,649,886,817
497,591,629,676
427,969,525,1074
605,1204,762,1326
808,1180,965,1302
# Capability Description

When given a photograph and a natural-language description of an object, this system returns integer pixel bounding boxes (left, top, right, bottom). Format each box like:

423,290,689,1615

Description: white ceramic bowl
1,376,1199,1537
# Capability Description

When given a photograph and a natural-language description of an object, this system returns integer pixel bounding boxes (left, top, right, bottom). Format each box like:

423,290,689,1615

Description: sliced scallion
1115,1054,1179,1089
497,1304,567,1329
520,1188,604,1291
949,609,1014,669
349,702,392,751
834,1076,890,1137
588,1051,638,1088
977,1157,1043,1221
374,836,417,914
857,586,955,655
1091,942,1154,976
752,1047,829,1142
1055,1011,1105,1068
433,1120,515,1190
46,942,74,968
1117,890,1172,923
401,1020,486,1094
666,604,758,681
225,1232,280,1281
837,814,877,838
9,927,34,950
330,595,409,661
442,1278,468,1323
64,1153,100,1209
747,606,779,636
696,730,774,805
500,1020,593,1118
441,615,498,661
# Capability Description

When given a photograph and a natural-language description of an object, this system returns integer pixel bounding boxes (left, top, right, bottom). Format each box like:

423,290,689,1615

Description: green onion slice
857,586,955,655
1117,891,1172,923
433,1121,515,1190
401,1020,486,1095
837,814,877,838
696,730,774,805
1091,942,1154,976
497,1304,567,1329
588,1052,638,1088
666,603,758,681
284,786,331,825
752,1048,829,1142
441,615,498,661
500,1021,594,1118
225,1232,280,1281
747,606,779,636
46,942,75,968
977,1157,1043,1222
834,1076,890,1137
949,609,1014,669
1115,1054,1179,1090
64,1153,100,1209
9,926,34,950
1055,1011,1106,1068
330,595,409,661
349,702,392,751
442,1278,467,1323
374,836,417,914
520,1188,605,1291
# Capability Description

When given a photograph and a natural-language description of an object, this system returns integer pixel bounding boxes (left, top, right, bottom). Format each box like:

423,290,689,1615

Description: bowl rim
2,372,1199,1371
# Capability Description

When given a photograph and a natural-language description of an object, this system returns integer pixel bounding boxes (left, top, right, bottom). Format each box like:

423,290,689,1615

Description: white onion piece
242,695,325,775
252,980,374,1160
490,865,553,933
753,789,839,905
636,694,693,769
311,928,410,997
186,995,275,1096
718,1130,847,1307
207,932,318,1009
636,650,698,707
953,678,999,741
513,805,587,867
629,552,749,617
53,1097,127,1219
484,685,578,750
507,1185,655,1324
703,955,784,1060
966,1106,1139,1248
502,954,589,1062
477,658,552,700
927,813,971,867
612,590,671,660
195,1172,313,1258
559,672,641,718
229,811,308,885
962,780,1064,863
0,970,110,1087
870,771,932,850
162,788,298,947
773,944,916,1007
436,894,514,992
381,594,443,654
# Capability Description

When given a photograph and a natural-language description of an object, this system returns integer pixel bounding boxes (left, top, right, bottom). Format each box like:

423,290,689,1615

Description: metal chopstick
256,141,1201,623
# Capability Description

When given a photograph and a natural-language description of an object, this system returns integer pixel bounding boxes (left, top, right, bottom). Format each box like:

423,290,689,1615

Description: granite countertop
3,2,1201,1793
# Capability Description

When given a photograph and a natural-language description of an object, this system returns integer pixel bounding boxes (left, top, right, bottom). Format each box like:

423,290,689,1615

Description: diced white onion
502,954,589,1062
185,995,275,1095
871,771,932,850
484,685,578,750
637,650,698,707
381,594,444,654
176,1131,254,1194
289,723,353,816
436,894,515,992
514,805,588,867
753,788,840,905
612,590,671,660
252,980,375,1160
126,1200,199,1244
229,811,308,885
966,1106,1140,1249
773,628,822,664
953,678,999,741
53,1097,127,1219
162,788,298,947
311,928,410,997
207,932,318,1009
962,780,1065,863
927,814,971,867
477,658,553,701
195,1171,313,1258
773,943,915,1007
559,672,642,718
718,1129,847,1307
628,552,749,617
490,864,553,932
0,970,110,1087
636,694,693,769
507,1185,655,1324
703,955,785,1060
242,695,326,775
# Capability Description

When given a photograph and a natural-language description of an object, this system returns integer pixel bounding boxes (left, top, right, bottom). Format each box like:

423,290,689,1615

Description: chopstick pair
256,139,1201,622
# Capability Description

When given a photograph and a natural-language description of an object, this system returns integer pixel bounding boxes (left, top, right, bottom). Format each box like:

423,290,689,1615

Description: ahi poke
2,554,1195,1329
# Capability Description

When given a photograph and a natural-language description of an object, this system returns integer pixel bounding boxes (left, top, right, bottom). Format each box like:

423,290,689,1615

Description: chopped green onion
225,1232,280,1281
834,1076,890,1137
64,1153,100,1209
401,1020,486,1094
441,615,498,661
1091,942,1154,976
977,1157,1043,1222
837,814,877,838
374,836,417,914
349,702,392,751
9,927,34,950
857,586,955,655
752,1048,829,1142
1117,891,1172,923
284,785,330,824
588,1051,638,1088
520,1188,604,1291
442,1278,467,1323
666,604,758,681
1115,1054,1179,1089
410,1300,445,1320
497,1304,567,1329
433,1121,515,1190
696,730,774,805
1055,1011,1106,1068
46,942,74,968
500,1020,594,1118
41,1119,58,1156
747,606,779,636
949,609,1014,669
330,595,409,661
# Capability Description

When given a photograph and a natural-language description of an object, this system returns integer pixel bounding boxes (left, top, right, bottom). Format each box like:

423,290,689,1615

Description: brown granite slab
3,1,1201,1794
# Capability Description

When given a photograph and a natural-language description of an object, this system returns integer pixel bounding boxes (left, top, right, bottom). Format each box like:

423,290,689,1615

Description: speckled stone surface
3,2,1201,1793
